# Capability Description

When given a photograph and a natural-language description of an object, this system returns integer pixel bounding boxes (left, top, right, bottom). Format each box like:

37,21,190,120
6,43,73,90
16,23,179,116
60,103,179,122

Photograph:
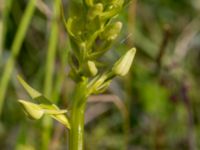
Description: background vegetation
0,0,200,149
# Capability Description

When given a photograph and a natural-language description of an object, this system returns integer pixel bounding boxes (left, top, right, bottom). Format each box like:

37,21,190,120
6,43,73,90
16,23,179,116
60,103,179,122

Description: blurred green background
0,0,200,149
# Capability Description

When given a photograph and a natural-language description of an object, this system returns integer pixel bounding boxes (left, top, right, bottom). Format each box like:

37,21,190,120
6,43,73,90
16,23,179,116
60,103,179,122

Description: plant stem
0,0,5,58
52,39,70,102
42,0,60,149
70,101,86,150
70,80,88,150
0,0,36,115
0,0,13,59
44,1,59,96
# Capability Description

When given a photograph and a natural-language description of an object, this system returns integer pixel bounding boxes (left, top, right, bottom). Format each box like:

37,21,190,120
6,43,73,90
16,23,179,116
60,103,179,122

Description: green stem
70,80,88,150
0,0,36,115
42,0,60,149
52,40,69,102
70,101,86,150
0,0,13,59
0,20,3,59
43,1,59,96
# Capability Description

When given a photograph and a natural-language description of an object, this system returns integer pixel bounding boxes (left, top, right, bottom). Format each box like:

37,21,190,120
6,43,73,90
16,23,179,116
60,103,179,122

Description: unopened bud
101,22,123,41
110,0,124,8
66,17,75,37
87,3,103,20
85,0,94,7
112,48,136,76
19,100,44,120
88,61,98,76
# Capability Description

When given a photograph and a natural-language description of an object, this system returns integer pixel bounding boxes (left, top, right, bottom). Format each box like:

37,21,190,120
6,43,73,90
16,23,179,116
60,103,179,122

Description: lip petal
18,100,44,120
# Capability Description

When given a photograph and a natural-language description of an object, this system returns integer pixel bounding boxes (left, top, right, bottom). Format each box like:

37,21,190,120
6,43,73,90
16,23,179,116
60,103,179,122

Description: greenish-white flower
18,100,44,120
87,3,103,20
85,0,94,7
101,21,123,41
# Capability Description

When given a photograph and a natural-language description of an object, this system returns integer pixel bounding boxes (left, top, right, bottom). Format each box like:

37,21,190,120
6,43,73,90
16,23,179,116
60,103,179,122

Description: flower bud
110,0,124,8
87,3,103,20
18,100,44,120
101,21,123,41
112,48,136,76
87,61,98,76
85,0,94,7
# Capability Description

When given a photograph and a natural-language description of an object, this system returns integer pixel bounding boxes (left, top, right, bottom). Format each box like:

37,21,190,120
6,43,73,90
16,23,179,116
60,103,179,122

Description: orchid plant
18,0,136,149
